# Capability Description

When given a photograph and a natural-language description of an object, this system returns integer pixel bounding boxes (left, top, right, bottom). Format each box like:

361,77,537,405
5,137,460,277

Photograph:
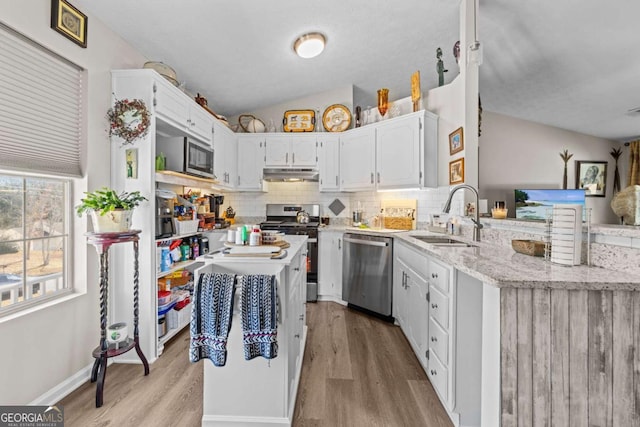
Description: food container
158,315,167,337
158,290,172,306
261,230,284,244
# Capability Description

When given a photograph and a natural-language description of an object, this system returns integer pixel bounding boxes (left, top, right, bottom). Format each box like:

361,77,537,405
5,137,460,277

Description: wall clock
322,104,351,132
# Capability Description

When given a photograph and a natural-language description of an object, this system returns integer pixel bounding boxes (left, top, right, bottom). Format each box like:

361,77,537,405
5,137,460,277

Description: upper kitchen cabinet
213,120,237,189
236,134,266,191
317,134,340,192
152,71,213,143
264,134,317,168
339,110,438,191
339,126,376,191
376,112,422,189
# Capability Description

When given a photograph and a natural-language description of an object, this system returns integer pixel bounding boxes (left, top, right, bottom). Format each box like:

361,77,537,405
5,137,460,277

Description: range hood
262,168,319,182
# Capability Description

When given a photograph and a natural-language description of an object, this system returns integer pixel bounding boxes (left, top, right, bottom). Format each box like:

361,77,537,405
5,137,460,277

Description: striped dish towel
240,274,278,360
189,272,236,367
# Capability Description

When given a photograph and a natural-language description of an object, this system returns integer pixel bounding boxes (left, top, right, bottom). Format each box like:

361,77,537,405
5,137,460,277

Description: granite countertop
323,226,640,291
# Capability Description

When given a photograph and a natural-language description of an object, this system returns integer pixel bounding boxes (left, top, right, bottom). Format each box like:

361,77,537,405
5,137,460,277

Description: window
0,174,71,314
0,23,84,316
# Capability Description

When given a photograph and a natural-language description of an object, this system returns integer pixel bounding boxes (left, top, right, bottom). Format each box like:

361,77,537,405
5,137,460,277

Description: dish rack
543,206,592,266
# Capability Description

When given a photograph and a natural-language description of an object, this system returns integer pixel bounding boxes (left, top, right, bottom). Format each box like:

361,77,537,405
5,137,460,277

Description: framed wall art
449,157,465,185
449,127,464,155
576,160,607,197
51,0,87,48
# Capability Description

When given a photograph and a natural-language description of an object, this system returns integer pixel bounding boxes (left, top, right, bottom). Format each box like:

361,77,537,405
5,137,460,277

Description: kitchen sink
409,235,476,247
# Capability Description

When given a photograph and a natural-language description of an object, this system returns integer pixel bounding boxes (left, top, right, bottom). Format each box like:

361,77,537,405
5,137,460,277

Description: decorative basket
384,216,413,230
511,239,546,257
173,219,199,235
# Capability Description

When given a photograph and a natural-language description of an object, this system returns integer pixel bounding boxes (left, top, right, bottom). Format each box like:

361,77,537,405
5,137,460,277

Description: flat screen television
514,189,586,221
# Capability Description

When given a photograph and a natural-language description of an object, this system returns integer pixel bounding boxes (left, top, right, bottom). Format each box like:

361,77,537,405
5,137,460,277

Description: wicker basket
384,216,413,230
511,239,546,257
173,219,199,235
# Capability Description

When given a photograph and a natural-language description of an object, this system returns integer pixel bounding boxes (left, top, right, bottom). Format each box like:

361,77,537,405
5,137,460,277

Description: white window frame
0,171,74,317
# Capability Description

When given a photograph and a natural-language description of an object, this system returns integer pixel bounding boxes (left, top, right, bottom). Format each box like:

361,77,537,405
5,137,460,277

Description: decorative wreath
107,98,151,145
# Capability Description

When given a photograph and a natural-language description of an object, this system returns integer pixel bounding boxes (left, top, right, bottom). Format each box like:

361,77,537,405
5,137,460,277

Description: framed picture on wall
449,127,464,155
51,0,88,48
575,160,607,197
449,157,465,185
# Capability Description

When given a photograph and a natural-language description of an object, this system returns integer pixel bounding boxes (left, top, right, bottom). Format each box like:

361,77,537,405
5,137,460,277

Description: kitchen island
393,230,640,427
194,236,307,427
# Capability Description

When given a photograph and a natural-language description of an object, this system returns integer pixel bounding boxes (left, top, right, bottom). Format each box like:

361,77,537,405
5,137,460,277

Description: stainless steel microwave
156,136,215,179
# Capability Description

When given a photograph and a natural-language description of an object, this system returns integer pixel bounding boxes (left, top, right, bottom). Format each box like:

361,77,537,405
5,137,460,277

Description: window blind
0,22,84,177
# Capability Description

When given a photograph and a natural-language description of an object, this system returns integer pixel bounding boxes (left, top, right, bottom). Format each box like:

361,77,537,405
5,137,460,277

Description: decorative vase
377,88,389,118
562,165,568,190
90,209,133,233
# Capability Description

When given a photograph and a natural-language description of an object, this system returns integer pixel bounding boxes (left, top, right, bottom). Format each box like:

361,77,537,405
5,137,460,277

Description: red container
158,290,172,305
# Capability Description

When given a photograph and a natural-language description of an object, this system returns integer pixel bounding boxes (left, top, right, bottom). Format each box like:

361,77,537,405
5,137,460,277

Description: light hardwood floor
59,302,452,427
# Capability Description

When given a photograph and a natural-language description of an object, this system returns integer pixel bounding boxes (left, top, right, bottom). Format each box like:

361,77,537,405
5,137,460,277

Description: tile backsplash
221,182,455,224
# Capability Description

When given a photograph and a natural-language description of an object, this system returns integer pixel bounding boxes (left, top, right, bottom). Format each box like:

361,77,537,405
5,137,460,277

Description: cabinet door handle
294,267,300,271
292,153,295,164
335,176,338,186
338,238,341,250
431,303,438,309
238,176,241,186
432,273,438,279
370,173,374,184
299,314,304,320
377,172,380,183
294,334,300,339
286,153,289,164
430,369,437,376
431,336,437,342
152,83,157,93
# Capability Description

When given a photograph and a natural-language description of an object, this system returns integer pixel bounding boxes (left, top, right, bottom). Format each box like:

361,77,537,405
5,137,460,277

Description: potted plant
76,187,147,233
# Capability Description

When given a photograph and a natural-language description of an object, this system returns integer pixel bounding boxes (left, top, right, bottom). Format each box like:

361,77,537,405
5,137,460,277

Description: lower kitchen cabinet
393,240,482,427
318,230,343,301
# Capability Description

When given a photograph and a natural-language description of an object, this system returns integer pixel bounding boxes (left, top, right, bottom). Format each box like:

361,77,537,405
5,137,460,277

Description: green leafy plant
76,187,147,217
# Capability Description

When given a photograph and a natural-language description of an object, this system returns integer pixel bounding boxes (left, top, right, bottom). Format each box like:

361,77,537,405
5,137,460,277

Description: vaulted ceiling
74,0,640,142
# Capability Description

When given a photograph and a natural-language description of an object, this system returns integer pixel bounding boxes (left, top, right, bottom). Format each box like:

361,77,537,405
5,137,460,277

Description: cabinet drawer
429,259,450,293
428,350,448,402
429,317,449,363
429,285,449,329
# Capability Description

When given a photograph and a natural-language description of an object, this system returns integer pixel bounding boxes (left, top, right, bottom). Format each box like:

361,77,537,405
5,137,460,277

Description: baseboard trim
316,295,347,306
201,415,290,427
29,362,95,405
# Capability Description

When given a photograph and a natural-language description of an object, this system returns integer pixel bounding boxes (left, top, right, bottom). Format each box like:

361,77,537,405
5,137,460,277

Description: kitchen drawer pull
430,369,437,376
431,336,437,342
299,314,304,320
292,153,295,164
293,267,300,271
294,334,300,339
432,273,438,279
377,172,380,183
370,173,374,184
286,153,289,163
431,303,438,309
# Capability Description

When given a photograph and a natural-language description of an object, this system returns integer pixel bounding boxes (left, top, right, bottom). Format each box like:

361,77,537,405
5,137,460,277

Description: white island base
195,237,308,427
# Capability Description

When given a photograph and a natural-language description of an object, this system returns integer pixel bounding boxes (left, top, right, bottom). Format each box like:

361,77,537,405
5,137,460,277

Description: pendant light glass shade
293,33,326,59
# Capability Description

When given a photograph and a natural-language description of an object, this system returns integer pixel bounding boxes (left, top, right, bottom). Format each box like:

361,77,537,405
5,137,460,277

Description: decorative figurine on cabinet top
436,47,448,87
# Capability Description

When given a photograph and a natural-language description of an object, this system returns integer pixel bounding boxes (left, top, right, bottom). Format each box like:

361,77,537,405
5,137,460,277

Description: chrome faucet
442,184,483,242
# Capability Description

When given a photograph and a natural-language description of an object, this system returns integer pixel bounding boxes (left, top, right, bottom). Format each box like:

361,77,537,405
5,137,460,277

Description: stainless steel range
260,204,319,302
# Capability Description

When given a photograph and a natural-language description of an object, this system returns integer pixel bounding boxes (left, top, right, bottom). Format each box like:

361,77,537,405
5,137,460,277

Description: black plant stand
86,230,149,408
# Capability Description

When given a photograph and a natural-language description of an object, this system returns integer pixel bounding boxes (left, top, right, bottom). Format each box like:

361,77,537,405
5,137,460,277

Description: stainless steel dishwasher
342,233,393,320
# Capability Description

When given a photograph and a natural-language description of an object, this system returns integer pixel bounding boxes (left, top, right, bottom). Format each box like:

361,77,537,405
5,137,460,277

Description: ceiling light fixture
293,32,326,59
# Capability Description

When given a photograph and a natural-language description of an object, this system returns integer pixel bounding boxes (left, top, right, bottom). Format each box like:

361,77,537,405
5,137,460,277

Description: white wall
228,86,353,133
0,1,147,404
479,111,622,224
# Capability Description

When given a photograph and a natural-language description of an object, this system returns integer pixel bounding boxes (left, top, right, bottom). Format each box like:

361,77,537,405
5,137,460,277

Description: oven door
185,138,214,178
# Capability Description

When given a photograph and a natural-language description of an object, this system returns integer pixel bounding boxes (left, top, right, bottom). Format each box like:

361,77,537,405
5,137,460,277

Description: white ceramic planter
90,209,133,233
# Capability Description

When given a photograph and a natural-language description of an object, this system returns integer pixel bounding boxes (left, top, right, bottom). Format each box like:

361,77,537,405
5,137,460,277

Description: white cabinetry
317,135,340,191
394,243,430,368
376,113,422,189
152,74,213,143
264,134,317,167
213,120,236,189
339,110,438,191
339,126,376,191
109,69,227,365
318,231,343,301
236,134,265,191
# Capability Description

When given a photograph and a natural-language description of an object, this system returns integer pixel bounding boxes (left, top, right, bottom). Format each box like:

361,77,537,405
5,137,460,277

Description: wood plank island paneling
500,288,640,427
